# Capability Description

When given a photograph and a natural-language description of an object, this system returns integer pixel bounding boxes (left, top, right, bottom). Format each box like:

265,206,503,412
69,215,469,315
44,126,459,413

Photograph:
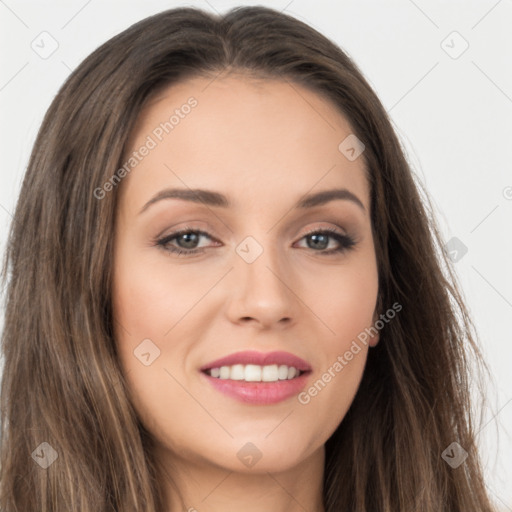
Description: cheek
305,258,379,345
112,248,207,342
111,255,192,432
297,258,377,419
111,246,215,404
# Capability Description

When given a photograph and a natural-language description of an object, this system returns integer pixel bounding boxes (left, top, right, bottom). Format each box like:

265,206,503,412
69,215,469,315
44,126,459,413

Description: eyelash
155,226,356,257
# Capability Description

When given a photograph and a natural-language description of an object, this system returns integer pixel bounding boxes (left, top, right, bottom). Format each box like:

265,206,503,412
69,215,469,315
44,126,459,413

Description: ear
369,311,380,347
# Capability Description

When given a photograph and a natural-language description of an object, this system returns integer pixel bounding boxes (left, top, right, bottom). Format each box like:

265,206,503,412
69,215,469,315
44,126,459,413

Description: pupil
179,233,199,249
309,234,328,250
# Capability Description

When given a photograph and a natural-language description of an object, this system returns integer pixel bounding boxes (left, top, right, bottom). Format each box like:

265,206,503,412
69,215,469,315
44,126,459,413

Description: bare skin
112,72,380,512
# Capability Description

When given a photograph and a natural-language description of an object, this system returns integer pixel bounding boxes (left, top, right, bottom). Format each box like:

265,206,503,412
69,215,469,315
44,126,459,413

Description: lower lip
201,371,310,405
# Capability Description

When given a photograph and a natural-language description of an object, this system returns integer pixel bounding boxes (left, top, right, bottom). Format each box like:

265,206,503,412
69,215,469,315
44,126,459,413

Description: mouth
199,350,312,405
203,364,308,382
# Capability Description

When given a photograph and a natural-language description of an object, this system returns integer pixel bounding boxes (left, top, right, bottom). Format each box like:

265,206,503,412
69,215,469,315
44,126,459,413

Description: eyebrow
138,187,366,214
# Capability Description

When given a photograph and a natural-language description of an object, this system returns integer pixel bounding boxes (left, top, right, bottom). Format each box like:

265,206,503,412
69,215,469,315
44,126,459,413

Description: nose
224,239,300,329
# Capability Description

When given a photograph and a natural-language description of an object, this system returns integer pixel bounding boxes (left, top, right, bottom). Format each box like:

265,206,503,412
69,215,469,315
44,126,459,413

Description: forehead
119,74,370,213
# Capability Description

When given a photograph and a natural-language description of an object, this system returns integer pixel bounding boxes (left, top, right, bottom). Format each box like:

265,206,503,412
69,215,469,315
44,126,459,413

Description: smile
205,364,304,382
200,350,312,405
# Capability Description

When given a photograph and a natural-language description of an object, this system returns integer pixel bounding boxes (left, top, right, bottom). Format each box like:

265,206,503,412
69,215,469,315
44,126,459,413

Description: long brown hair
0,6,497,511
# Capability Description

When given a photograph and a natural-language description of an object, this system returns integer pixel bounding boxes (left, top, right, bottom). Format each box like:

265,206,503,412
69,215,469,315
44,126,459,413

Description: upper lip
200,350,312,372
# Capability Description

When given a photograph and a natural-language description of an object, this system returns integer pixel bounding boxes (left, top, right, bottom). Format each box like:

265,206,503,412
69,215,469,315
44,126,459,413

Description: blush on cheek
320,292,378,342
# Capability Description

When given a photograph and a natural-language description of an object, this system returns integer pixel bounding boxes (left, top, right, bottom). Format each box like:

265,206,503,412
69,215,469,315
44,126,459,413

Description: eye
294,227,356,256
155,227,218,257
154,226,356,257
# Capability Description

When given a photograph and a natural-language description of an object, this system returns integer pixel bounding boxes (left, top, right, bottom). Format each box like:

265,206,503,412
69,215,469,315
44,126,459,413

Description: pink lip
199,350,312,405
200,372,311,405
200,350,312,372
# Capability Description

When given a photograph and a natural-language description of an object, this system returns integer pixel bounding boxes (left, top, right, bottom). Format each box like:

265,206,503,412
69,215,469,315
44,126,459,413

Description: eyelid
300,225,346,237
156,226,220,247
156,222,349,245
154,222,357,258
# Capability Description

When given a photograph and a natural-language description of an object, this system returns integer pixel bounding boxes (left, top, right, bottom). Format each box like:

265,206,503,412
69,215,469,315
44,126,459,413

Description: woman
0,5,497,511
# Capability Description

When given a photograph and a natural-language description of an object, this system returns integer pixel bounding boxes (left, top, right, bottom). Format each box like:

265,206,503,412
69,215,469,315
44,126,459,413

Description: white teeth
278,364,289,380
206,364,303,382
262,364,278,382
230,364,245,380
245,364,261,382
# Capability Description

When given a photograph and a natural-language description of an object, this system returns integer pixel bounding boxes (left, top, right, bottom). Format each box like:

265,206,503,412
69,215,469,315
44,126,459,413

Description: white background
1,0,511,509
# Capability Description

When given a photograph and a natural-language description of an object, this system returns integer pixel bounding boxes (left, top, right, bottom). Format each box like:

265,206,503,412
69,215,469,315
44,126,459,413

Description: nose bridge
236,233,287,293
228,232,297,324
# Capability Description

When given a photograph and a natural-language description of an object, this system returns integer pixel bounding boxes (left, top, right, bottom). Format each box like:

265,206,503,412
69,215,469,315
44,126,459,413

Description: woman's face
112,73,379,474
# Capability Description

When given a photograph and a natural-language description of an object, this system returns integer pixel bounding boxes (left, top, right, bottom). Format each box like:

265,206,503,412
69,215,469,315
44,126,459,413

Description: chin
207,435,318,474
